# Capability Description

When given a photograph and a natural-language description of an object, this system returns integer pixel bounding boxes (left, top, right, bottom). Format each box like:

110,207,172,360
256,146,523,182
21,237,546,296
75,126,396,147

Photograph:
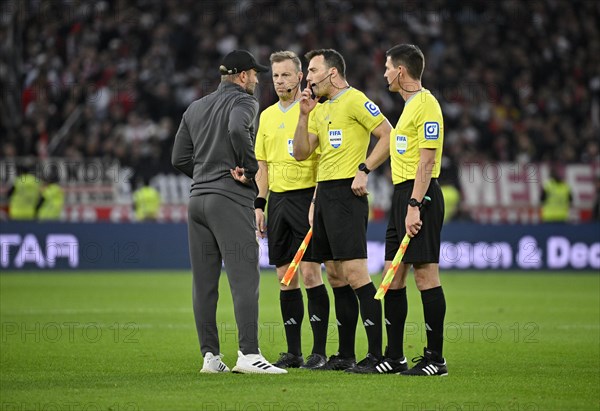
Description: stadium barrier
2,160,599,224
1,222,598,272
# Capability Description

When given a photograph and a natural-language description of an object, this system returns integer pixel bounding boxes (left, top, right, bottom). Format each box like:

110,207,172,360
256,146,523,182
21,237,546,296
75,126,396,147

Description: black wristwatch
408,198,422,208
358,162,371,175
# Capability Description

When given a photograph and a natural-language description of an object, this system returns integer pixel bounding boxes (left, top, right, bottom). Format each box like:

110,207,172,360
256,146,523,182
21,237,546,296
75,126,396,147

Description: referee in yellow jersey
382,44,448,376
293,49,392,373
254,51,332,370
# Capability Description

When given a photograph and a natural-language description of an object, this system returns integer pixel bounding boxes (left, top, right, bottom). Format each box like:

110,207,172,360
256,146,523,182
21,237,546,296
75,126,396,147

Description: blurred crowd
1,0,599,188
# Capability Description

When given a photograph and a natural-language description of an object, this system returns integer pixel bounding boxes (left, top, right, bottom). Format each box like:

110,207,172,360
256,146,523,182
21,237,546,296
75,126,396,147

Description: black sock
280,288,304,356
354,283,382,358
332,285,358,358
421,286,446,356
306,284,330,356
384,287,407,359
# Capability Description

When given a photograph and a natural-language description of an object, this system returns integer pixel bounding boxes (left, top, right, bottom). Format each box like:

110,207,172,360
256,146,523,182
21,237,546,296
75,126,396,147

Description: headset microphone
389,69,422,94
286,79,302,93
388,71,401,90
308,73,333,99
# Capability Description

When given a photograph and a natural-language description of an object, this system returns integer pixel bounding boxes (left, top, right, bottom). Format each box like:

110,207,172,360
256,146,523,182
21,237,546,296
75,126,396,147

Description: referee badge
396,135,407,154
364,101,381,116
329,129,343,148
288,139,294,156
424,122,440,140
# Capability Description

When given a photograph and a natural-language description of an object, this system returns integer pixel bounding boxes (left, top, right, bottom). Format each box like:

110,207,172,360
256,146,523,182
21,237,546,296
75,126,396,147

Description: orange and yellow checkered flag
281,228,313,286
374,235,410,300
375,196,432,300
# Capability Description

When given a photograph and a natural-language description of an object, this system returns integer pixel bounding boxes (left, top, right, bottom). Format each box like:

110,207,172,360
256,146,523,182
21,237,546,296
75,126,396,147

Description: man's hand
255,209,266,239
230,166,252,185
405,206,423,238
299,87,318,115
351,171,369,197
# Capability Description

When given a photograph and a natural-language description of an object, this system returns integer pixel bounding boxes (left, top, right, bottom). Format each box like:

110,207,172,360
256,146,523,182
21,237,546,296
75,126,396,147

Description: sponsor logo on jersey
287,139,294,156
329,129,343,148
396,135,407,154
424,122,439,140
364,101,381,116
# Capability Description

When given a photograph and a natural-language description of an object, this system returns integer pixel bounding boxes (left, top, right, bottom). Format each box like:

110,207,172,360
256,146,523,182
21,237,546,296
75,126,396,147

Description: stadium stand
1,0,598,222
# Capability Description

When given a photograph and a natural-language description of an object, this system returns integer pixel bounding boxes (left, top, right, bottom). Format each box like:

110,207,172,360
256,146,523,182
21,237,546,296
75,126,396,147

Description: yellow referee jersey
390,88,444,184
308,88,385,182
256,101,319,192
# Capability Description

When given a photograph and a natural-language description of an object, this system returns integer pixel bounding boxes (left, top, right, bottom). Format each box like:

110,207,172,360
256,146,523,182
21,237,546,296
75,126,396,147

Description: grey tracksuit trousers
187,194,260,355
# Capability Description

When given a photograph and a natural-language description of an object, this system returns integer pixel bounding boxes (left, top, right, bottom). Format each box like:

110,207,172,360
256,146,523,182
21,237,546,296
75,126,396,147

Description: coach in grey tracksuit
172,50,269,356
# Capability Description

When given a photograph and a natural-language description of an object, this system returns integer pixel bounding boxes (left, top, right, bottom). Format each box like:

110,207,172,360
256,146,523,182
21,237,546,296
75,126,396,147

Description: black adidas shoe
345,353,382,374
273,352,304,369
313,353,356,371
401,348,448,376
375,356,408,374
300,353,328,369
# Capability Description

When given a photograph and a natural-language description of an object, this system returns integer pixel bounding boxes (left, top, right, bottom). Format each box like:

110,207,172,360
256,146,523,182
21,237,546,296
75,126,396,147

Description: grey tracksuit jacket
172,81,259,206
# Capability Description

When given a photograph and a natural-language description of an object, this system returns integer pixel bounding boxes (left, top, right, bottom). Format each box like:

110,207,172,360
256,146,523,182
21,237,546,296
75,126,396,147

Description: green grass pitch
1,271,598,410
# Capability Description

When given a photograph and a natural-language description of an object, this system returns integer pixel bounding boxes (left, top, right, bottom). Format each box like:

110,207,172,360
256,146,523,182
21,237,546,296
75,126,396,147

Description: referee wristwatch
408,198,422,208
358,162,371,174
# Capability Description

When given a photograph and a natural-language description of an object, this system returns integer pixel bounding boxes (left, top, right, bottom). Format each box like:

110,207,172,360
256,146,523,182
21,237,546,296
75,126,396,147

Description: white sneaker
201,352,230,373
232,350,288,374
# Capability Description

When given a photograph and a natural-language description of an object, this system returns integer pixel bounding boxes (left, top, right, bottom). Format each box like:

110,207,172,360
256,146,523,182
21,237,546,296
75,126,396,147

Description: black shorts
312,178,368,261
267,188,319,267
385,179,444,264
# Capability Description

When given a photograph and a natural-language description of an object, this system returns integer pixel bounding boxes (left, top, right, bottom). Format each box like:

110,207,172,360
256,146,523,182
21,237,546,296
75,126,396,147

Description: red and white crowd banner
459,163,599,223
63,205,189,223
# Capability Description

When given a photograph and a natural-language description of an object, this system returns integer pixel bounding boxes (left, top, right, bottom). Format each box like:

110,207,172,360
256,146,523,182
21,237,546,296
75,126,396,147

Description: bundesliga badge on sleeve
424,122,439,140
